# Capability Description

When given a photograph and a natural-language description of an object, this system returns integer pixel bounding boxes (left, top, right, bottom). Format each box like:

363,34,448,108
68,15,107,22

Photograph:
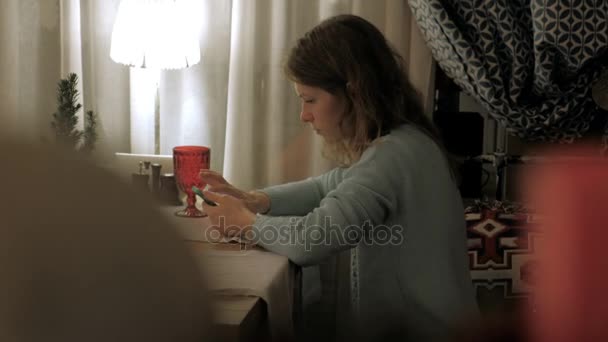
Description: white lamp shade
110,0,201,70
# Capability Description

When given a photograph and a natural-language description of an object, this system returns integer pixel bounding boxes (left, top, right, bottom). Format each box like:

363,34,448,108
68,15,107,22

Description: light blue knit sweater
253,124,479,340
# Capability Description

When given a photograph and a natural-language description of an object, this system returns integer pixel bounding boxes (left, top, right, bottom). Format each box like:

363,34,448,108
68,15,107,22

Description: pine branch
50,73,97,153
81,110,98,153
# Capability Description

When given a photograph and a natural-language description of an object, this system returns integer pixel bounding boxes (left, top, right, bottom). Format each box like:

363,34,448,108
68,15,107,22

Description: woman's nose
300,108,313,123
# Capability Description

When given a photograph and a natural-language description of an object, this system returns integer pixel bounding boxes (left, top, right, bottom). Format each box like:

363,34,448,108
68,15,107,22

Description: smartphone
191,186,218,206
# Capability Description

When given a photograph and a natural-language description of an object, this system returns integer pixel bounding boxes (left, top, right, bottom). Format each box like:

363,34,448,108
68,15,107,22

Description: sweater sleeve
260,168,344,216
252,142,400,266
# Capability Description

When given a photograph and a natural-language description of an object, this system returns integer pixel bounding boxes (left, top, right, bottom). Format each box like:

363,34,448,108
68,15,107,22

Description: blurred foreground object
0,141,212,341
523,144,608,342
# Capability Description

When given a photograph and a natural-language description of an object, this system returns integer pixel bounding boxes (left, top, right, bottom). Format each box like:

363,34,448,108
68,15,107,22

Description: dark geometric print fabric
409,0,608,143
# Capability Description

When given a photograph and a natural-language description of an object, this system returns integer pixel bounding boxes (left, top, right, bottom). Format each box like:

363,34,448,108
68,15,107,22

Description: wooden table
187,241,270,341
163,207,299,341
213,295,269,341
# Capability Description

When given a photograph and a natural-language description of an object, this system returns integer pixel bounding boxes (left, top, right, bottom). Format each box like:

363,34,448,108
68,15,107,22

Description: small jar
151,163,162,193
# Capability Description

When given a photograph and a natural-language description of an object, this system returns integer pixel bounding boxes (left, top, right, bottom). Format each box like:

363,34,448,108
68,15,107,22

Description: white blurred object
110,0,200,69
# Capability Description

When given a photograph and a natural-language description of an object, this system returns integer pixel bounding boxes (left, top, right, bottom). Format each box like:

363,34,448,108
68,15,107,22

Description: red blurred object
173,146,210,218
523,144,608,342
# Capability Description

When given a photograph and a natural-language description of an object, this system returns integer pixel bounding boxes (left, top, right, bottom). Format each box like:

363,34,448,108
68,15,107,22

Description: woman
201,14,478,341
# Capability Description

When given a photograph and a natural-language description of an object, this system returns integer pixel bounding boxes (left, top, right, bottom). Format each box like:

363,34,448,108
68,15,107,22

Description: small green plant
51,73,98,153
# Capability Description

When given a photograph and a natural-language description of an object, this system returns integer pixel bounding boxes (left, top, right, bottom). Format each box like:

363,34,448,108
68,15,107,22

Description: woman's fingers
202,191,255,241
199,169,228,185
203,192,224,231
202,190,225,204
206,184,229,194
202,175,247,200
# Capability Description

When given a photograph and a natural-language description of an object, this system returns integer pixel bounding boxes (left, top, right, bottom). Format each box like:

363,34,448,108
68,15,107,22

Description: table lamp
110,0,200,154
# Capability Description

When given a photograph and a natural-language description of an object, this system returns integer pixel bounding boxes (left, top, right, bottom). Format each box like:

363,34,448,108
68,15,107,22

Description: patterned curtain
409,0,608,143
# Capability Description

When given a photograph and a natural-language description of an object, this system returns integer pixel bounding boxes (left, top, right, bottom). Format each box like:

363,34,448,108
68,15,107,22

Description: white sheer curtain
0,0,61,142
1,0,434,191
0,0,129,155
62,0,131,156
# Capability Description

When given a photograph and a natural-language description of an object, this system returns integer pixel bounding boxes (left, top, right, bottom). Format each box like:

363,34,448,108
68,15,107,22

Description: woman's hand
202,190,257,239
199,170,270,214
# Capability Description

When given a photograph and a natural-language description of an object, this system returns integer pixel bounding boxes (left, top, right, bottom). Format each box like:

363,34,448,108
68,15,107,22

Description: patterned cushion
465,203,540,314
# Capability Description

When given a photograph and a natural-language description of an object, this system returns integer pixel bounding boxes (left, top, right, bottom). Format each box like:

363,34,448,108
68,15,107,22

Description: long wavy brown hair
285,14,444,166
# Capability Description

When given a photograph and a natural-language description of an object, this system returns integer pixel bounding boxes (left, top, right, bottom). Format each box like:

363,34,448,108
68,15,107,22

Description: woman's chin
321,134,340,143
313,128,339,142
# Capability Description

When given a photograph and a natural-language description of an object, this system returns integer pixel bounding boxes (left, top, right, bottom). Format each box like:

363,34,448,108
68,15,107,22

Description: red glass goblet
173,146,210,217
